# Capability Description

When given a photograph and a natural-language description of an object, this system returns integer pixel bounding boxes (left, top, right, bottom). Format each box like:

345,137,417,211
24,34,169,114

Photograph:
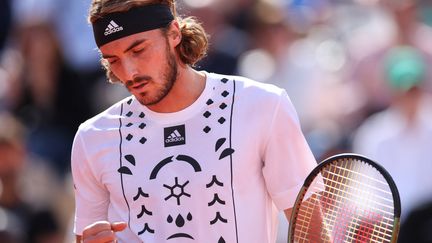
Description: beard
127,43,178,107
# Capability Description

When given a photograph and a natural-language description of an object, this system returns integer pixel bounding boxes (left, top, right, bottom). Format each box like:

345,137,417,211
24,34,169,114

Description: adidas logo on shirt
104,20,123,36
164,125,186,147
167,130,183,141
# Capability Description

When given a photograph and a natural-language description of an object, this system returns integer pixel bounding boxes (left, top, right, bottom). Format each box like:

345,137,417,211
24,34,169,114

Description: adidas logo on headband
92,4,174,47
104,20,124,36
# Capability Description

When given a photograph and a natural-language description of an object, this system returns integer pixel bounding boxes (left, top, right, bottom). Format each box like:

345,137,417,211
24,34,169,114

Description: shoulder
208,72,286,100
207,73,295,123
77,96,133,135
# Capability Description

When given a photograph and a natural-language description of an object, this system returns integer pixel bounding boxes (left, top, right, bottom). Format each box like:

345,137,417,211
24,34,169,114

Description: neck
146,65,206,113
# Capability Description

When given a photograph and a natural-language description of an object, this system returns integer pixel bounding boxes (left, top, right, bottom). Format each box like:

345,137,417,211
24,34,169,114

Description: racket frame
287,153,401,243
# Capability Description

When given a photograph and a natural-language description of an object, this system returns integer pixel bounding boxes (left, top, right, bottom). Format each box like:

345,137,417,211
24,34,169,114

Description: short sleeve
262,90,317,210
71,129,110,235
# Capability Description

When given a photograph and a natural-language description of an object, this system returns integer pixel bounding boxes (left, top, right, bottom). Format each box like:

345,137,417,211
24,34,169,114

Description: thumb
111,221,127,232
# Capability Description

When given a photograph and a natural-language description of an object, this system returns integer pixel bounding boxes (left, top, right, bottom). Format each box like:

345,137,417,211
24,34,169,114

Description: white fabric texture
71,72,317,242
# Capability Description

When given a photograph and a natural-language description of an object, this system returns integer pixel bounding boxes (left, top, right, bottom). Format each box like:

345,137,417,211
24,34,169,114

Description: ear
167,21,181,48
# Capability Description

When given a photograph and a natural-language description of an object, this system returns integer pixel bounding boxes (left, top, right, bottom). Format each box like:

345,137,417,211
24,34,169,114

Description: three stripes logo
104,20,124,36
164,125,186,147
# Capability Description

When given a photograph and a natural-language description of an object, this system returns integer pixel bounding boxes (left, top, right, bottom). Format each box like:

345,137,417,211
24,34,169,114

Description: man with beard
71,1,318,242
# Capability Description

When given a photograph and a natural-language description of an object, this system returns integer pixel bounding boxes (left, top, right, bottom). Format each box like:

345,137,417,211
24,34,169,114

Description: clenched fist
77,221,127,243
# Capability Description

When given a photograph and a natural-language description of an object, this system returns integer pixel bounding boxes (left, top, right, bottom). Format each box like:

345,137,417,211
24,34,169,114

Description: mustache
125,76,152,88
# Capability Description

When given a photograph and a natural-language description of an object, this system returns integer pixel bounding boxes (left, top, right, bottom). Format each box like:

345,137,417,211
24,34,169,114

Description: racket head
288,153,401,243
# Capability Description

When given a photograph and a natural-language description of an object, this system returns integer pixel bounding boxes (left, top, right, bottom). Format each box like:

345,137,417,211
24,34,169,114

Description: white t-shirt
71,72,317,243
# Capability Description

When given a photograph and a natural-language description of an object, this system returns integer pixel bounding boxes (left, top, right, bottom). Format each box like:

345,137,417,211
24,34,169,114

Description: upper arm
262,91,317,210
71,131,110,235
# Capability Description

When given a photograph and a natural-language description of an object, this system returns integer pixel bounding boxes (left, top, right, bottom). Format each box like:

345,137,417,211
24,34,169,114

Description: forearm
75,235,82,243
284,208,293,222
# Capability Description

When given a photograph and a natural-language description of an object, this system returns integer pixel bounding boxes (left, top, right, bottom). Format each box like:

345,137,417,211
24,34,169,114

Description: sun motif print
72,72,318,243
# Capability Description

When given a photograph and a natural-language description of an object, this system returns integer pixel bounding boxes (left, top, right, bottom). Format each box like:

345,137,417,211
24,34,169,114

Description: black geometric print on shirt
139,137,147,144
218,237,226,243
138,223,155,235
214,138,235,160
203,126,211,133
167,213,193,227
163,177,191,206
137,204,153,218
118,154,136,175
203,111,211,118
202,80,231,135
203,88,232,134
133,187,149,201
203,116,226,134
219,103,227,110
127,98,133,105
208,193,226,207
206,99,214,106
125,122,146,130
125,133,147,144
123,108,146,139
166,213,194,240
215,138,226,152
206,175,224,188
125,154,136,165
219,148,234,160
150,155,202,180
118,166,132,175
210,212,228,225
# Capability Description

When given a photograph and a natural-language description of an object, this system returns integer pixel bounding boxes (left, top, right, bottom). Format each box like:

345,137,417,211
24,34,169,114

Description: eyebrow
124,39,147,53
102,39,147,59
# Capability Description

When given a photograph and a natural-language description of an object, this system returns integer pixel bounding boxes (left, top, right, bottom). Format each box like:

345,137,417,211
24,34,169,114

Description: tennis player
71,0,318,242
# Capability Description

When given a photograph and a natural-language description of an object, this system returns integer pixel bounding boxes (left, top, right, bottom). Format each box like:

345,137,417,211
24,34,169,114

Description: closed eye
108,58,118,64
131,46,147,57
102,54,119,65
132,48,145,54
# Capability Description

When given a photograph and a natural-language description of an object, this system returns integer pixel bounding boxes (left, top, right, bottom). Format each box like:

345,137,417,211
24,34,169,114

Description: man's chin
135,94,162,107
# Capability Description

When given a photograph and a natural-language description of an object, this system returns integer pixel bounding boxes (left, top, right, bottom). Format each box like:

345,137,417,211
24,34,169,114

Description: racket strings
310,197,393,241
317,190,395,228
324,165,394,199
294,201,393,242
296,196,394,242
329,160,394,241
297,195,395,231
318,181,394,216
292,158,396,243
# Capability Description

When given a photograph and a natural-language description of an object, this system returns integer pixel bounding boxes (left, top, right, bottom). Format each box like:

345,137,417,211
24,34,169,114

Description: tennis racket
288,153,401,243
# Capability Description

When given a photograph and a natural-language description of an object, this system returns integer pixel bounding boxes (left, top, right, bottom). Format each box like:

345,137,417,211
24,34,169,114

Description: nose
122,58,140,82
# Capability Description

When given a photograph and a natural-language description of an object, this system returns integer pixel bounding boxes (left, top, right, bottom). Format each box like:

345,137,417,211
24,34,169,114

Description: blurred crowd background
0,0,432,242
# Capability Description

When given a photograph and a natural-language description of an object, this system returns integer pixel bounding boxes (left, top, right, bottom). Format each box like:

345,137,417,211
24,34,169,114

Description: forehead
99,29,163,55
